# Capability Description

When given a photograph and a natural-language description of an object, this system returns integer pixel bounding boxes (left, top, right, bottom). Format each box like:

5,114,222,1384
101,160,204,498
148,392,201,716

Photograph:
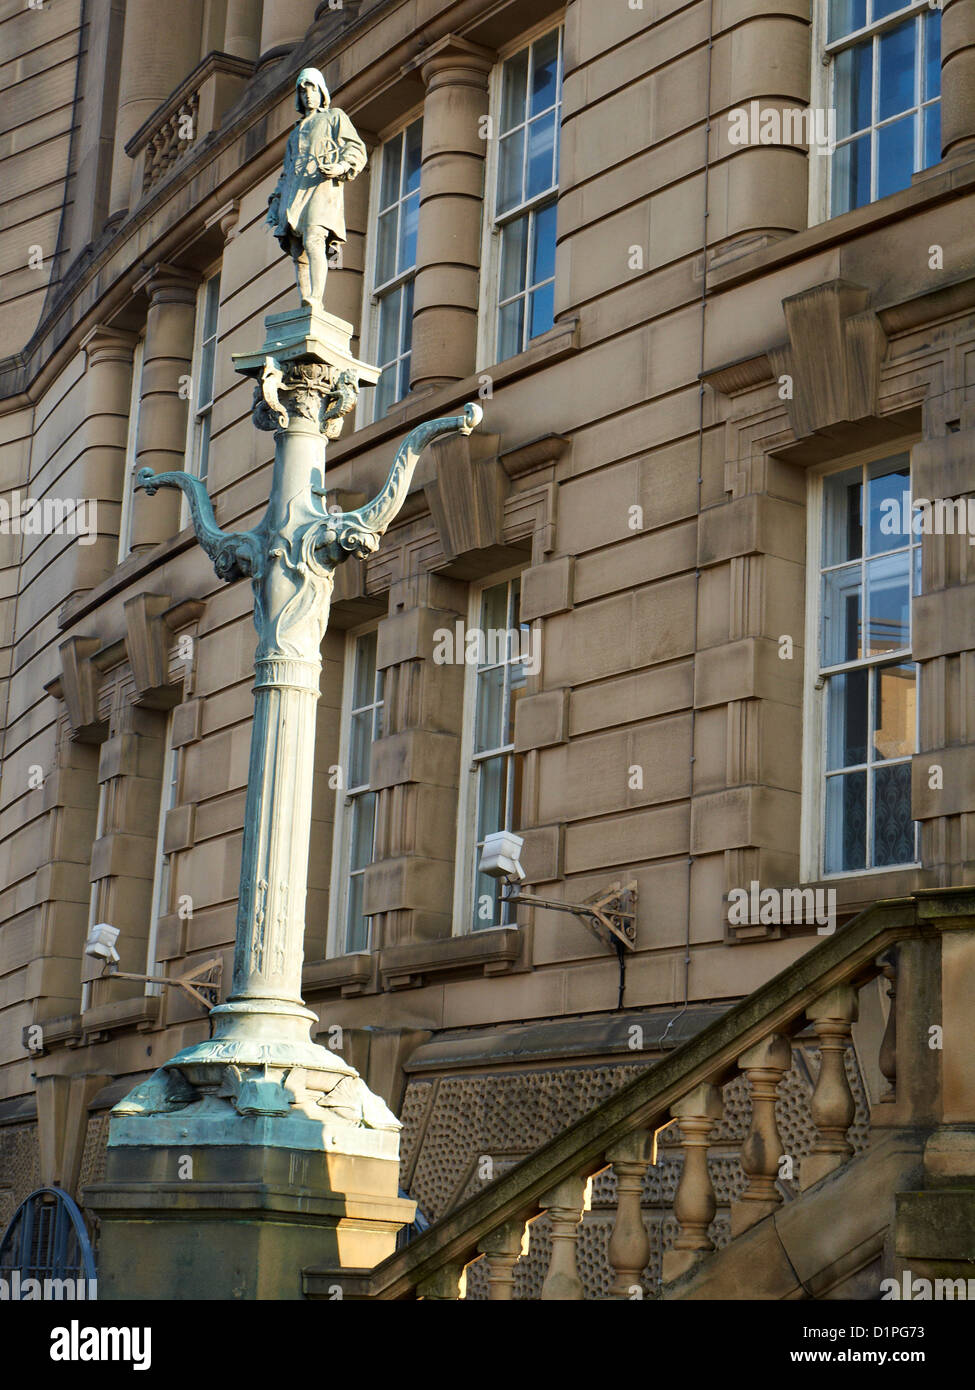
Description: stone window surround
42,596,205,1048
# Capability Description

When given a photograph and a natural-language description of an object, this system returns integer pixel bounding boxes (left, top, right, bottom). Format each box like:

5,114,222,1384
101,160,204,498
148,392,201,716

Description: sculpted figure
266,67,367,314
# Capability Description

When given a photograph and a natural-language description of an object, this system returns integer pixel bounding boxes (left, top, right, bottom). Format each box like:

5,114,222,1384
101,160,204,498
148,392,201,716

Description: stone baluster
877,949,898,1102
662,1083,724,1282
801,984,859,1190
730,1033,792,1236
605,1130,653,1298
538,1175,586,1300
477,1218,525,1300
416,1263,464,1300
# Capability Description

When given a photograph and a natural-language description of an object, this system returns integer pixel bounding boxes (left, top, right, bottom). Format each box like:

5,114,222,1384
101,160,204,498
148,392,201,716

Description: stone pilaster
409,35,494,392
364,574,468,946
942,0,975,161
129,265,198,553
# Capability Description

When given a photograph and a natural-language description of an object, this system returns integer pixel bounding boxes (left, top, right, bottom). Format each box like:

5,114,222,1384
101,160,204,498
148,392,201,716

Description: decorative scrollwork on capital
251,357,361,439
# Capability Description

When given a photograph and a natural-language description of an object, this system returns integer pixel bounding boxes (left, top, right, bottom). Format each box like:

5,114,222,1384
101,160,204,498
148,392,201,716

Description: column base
85,1142,414,1300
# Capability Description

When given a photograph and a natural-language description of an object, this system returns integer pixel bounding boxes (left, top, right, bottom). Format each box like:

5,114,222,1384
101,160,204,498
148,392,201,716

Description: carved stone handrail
303,889,975,1299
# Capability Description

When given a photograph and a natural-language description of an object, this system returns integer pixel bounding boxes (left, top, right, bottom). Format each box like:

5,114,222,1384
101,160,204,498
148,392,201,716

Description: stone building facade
1,0,975,1291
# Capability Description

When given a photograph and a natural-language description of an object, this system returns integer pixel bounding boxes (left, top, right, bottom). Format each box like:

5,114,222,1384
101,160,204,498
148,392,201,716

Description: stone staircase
304,889,975,1300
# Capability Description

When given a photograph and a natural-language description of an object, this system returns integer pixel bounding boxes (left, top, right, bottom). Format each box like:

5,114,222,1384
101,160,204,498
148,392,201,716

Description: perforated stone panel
0,1123,40,1230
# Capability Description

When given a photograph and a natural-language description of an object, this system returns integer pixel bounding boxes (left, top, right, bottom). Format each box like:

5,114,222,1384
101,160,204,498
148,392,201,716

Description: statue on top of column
266,67,367,316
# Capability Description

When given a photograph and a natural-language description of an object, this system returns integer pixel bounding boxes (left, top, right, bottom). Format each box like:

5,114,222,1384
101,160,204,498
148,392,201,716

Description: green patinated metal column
85,307,481,1297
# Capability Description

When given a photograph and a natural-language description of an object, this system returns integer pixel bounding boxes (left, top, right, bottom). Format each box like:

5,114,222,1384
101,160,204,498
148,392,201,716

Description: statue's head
296,68,330,114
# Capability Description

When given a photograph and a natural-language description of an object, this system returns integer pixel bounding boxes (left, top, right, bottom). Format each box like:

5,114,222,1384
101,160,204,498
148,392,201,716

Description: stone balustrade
302,890,975,1300
124,52,254,202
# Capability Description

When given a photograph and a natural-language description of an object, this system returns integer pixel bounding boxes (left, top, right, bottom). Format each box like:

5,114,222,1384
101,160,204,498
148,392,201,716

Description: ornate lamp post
85,81,482,1295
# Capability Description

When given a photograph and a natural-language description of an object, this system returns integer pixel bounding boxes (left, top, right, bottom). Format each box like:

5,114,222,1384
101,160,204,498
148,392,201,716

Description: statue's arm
333,109,367,181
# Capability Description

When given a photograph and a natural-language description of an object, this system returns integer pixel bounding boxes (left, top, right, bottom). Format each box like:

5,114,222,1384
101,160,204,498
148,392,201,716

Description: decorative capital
251,358,360,439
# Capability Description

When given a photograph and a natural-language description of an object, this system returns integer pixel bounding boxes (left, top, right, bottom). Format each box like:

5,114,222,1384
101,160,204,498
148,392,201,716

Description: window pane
924,9,941,102
400,276,414,354
831,133,872,215
874,662,915,760
531,30,560,115
508,661,528,745
349,710,373,787
879,22,916,121
345,873,369,952
498,129,525,214
873,0,907,19
377,286,402,367
475,665,505,753
353,631,378,706
480,581,509,634
867,457,910,554
531,200,557,286
527,110,557,199
376,208,398,285
404,119,423,193
873,761,914,865
823,466,863,566
866,551,910,654
400,191,419,274
350,792,376,872
198,338,215,409
877,112,916,198
826,669,869,769
203,274,220,339
530,282,555,340
823,564,863,665
501,48,529,132
197,411,211,485
825,770,867,873
924,102,941,167
835,44,873,139
829,0,866,41
380,135,401,210
476,755,507,845
473,869,503,931
498,298,524,361
374,364,396,419
500,216,529,301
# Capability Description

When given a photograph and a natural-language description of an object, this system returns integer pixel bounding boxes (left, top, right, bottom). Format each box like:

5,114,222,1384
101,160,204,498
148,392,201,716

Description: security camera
85,922,120,964
479,830,526,884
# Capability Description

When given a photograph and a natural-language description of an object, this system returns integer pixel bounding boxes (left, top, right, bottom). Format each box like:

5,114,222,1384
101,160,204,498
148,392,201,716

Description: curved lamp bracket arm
136,468,265,583
314,402,483,565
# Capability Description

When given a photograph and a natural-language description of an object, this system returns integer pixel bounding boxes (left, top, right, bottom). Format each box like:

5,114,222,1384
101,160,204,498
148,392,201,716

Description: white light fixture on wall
85,922,222,1011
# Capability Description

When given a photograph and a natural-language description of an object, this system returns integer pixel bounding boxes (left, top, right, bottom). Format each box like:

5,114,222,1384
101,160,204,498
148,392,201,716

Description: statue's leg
292,241,313,306
304,227,329,309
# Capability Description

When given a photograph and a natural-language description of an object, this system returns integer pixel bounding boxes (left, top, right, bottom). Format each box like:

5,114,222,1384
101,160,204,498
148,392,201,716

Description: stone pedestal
84,308,481,1299
87,1142,413,1300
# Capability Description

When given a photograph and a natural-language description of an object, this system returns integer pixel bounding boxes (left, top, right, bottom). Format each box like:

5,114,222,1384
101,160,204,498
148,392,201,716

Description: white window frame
800,440,922,881
475,17,565,373
809,0,941,226
327,621,384,957
146,712,179,995
117,335,144,563
181,265,221,528
357,106,424,430
452,567,530,936
81,780,109,1011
